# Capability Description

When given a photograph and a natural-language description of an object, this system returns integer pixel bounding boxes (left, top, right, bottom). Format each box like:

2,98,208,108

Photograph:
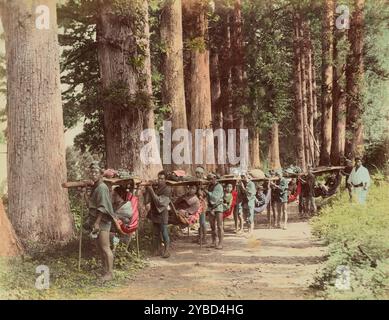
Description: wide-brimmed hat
195,166,205,174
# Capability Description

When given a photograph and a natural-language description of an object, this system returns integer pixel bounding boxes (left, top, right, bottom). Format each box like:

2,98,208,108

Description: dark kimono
88,180,114,231
146,183,172,225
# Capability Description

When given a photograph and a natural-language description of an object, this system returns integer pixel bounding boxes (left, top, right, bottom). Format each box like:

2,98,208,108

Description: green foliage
101,81,152,112
66,146,98,229
363,0,389,146
0,239,146,299
186,37,207,53
311,183,389,299
148,2,171,129
58,0,103,154
58,0,166,155
363,138,389,171
243,0,297,164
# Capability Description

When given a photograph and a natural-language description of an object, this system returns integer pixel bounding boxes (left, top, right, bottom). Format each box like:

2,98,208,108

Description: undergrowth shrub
311,181,389,299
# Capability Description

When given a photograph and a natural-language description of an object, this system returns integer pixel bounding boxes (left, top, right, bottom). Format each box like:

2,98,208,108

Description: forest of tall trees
0,0,389,247
0,0,389,303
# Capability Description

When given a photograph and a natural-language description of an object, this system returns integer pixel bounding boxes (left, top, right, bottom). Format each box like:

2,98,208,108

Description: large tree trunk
160,0,189,172
217,6,232,173
212,4,231,174
320,0,334,165
268,123,281,170
0,199,23,256
1,0,74,244
219,10,232,132
312,55,320,164
210,48,226,175
250,128,261,169
331,22,347,165
292,11,306,170
97,0,161,179
300,19,311,167
210,49,221,129
345,0,365,160
183,0,214,172
230,0,245,131
305,23,316,166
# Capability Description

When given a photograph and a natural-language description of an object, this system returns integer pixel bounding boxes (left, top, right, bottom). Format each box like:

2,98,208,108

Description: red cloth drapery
118,194,139,234
288,180,301,203
223,190,238,219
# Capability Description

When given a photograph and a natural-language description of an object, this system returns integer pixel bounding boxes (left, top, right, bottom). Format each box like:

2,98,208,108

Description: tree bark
1,0,74,244
250,128,261,169
210,49,221,129
160,0,189,171
312,52,320,164
268,123,281,170
292,11,306,170
331,22,347,165
183,0,214,172
230,0,245,131
214,4,231,174
97,0,162,179
299,18,311,167
345,0,365,160
217,6,232,142
210,48,226,175
320,0,335,165
305,23,316,166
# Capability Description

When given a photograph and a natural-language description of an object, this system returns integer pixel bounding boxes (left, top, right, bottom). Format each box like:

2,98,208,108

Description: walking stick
78,194,84,271
200,225,203,250
78,188,88,271
136,230,140,258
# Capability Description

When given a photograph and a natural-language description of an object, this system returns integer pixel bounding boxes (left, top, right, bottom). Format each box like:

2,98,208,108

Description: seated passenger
112,186,133,225
255,185,266,208
174,185,200,218
320,172,341,197
222,183,233,212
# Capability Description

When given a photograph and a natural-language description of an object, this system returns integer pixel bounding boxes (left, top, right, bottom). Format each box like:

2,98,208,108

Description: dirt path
93,207,327,300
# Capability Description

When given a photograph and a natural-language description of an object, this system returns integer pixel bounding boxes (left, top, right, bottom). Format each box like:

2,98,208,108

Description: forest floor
90,205,327,300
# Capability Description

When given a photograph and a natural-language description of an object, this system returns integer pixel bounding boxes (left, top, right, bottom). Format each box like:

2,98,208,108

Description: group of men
84,157,371,281
144,166,295,258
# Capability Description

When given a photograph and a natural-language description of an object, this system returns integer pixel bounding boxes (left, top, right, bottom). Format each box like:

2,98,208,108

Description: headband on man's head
207,173,217,180
158,170,167,177
89,161,101,170
275,169,283,176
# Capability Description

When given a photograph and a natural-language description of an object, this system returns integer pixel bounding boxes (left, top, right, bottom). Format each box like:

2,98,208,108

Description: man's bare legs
267,202,276,228
97,230,114,281
233,204,243,233
281,203,288,229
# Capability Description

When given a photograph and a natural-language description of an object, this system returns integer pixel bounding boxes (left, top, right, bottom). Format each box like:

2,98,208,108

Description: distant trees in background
57,0,389,172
